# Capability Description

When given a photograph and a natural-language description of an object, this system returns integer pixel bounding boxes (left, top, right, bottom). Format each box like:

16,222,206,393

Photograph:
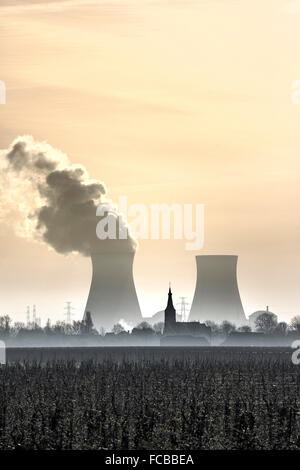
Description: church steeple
164,283,176,333
166,284,175,310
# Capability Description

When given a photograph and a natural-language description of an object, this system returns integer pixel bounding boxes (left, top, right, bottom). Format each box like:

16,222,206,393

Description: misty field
0,348,300,450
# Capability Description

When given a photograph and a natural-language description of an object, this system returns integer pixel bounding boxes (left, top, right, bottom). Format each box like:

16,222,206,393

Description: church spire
164,284,176,333
167,283,174,310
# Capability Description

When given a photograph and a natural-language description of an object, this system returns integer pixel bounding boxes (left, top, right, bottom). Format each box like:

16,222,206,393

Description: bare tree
53,321,67,335
220,321,236,336
238,325,251,333
71,320,82,335
205,320,220,333
290,315,300,333
98,326,106,336
45,318,52,334
274,322,288,336
80,312,98,335
0,315,12,337
112,323,125,334
135,321,153,331
11,321,25,337
255,312,277,333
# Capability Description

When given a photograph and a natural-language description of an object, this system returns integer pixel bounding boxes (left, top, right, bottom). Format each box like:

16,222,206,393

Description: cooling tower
188,255,246,326
84,252,142,331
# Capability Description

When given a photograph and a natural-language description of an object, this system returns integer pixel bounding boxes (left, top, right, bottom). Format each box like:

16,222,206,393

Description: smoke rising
0,136,136,255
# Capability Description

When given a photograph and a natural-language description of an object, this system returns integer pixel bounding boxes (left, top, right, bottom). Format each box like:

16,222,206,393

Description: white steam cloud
0,136,136,255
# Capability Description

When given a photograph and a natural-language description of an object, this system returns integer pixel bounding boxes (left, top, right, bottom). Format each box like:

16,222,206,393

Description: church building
163,286,211,341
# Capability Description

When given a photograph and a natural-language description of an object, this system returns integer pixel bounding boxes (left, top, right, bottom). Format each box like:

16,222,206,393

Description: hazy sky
0,0,300,324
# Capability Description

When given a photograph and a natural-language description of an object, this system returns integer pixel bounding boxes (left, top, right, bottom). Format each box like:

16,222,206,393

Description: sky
0,0,300,324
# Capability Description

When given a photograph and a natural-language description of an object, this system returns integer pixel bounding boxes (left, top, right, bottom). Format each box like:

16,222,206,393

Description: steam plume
0,136,135,255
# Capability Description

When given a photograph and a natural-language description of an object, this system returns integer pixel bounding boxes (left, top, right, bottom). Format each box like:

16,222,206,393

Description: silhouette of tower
176,297,190,322
64,301,74,323
32,304,36,324
163,284,176,334
84,252,142,332
189,255,246,325
26,306,30,326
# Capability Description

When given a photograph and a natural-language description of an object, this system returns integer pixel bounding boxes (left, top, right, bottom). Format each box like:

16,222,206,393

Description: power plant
84,252,246,332
188,255,246,326
84,251,142,331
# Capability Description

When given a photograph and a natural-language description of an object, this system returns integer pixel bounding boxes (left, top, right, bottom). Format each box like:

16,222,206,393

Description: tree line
0,311,300,340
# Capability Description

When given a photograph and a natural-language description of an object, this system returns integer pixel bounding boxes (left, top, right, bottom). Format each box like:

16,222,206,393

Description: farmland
0,348,300,450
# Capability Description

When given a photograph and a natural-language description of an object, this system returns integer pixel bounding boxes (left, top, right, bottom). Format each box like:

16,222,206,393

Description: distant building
162,286,211,343
248,306,278,330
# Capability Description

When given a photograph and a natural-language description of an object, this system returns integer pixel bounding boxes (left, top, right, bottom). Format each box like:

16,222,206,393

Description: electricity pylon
64,301,75,324
176,297,190,322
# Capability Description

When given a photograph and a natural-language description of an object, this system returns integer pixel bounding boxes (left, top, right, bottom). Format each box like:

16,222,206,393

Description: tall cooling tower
188,255,246,326
84,252,142,331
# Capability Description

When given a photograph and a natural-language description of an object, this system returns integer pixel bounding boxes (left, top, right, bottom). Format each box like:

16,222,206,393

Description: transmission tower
176,297,190,322
31,304,42,327
32,304,36,324
64,301,75,324
26,305,30,326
